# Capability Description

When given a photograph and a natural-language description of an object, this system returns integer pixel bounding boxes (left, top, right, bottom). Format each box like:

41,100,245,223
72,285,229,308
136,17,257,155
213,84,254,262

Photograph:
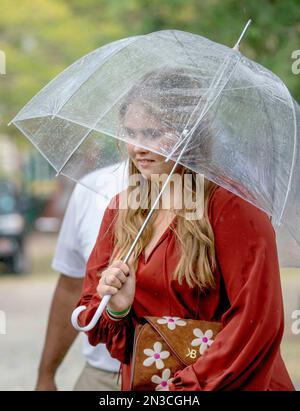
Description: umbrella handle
71,294,111,332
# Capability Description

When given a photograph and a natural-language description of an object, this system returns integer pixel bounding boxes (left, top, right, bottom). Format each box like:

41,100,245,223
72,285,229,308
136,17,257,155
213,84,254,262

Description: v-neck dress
77,186,295,391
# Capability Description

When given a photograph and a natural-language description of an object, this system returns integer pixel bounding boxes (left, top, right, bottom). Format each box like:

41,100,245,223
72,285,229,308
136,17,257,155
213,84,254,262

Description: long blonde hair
109,159,218,291
109,67,219,291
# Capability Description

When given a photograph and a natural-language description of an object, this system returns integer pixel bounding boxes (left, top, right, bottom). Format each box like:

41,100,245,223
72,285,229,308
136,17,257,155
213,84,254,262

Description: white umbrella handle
71,294,111,331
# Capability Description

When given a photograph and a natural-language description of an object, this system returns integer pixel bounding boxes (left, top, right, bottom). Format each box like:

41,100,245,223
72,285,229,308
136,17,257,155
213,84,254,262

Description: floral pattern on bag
143,341,170,369
191,328,214,355
157,316,187,330
151,368,174,391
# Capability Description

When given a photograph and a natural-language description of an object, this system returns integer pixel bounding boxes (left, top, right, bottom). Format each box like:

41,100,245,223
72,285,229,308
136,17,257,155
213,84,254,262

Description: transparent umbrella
9,22,300,330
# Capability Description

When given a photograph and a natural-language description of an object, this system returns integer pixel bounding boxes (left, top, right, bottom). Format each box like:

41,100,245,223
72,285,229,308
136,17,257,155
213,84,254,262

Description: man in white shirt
35,161,128,391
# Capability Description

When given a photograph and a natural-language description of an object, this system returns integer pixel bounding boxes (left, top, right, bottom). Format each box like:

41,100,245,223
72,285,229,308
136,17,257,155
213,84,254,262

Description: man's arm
35,274,83,391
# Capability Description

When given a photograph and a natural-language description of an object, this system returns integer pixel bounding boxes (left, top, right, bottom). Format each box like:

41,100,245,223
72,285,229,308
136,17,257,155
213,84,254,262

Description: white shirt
52,161,128,372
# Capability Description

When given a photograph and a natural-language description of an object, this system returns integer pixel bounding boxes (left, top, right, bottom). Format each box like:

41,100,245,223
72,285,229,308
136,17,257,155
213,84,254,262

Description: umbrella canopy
10,29,300,246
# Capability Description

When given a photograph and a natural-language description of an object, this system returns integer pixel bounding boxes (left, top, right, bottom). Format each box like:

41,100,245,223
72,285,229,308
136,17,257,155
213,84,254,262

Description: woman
76,68,295,391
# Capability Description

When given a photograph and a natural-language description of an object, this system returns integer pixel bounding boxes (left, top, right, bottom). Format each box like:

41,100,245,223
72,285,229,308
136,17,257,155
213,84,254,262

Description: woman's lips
137,159,154,167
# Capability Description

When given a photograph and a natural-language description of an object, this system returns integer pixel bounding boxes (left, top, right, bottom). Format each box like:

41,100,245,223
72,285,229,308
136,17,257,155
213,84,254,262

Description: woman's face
123,103,182,180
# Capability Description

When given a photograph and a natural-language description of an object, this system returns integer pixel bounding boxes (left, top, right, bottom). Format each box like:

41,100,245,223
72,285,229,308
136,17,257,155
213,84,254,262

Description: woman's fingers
109,267,127,284
111,260,130,276
97,283,118,298
101,267,127,288
96,259,136,308
97,260,132,298
102,273,122,289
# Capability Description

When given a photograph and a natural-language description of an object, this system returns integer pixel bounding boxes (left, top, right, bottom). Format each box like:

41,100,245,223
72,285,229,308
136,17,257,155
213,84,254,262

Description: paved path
0,276,84,390
0,232,84,391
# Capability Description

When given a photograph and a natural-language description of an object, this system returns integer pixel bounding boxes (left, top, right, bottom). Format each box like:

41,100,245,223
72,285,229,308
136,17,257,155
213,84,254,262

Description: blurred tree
0,0,97,143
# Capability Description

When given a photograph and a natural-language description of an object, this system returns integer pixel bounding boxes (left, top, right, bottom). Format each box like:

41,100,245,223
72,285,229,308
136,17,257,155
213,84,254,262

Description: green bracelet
106,305,131,316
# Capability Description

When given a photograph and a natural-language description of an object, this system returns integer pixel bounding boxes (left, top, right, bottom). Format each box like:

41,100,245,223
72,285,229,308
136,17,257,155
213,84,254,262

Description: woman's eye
125,129,136,138
124,128,163,140
144,130,162,139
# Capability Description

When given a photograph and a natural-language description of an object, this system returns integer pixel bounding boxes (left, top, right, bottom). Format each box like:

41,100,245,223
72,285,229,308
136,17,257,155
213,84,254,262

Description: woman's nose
133,132,147,145
132,139,150,154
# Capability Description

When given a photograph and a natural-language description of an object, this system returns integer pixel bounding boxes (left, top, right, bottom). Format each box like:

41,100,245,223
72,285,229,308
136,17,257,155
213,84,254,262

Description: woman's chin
135,165,156,180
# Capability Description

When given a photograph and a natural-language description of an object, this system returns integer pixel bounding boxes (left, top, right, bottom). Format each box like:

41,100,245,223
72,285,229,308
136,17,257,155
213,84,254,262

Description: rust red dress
77,186,295,391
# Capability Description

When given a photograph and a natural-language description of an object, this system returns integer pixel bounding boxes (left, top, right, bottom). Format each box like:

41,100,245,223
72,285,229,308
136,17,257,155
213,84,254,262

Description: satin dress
77,186,295,391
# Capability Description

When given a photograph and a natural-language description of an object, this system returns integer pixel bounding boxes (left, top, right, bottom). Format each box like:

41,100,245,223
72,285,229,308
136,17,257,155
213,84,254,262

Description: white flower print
143,341,170,369
191,328,214,355
157,316,187,330
151,368,174,391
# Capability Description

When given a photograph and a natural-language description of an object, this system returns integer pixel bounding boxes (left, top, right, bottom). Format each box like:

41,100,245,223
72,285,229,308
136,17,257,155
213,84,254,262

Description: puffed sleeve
76,195,134,364
170,190,287,390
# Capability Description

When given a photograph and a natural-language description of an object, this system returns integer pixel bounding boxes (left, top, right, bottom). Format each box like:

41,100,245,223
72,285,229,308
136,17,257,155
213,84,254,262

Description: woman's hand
97,259,136,312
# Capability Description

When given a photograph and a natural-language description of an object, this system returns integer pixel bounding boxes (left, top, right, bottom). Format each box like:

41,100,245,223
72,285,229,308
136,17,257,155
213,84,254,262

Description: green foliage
1,0,299,144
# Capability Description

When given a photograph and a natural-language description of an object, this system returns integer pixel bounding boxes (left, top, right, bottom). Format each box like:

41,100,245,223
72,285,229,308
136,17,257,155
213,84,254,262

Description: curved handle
71,294,111,332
